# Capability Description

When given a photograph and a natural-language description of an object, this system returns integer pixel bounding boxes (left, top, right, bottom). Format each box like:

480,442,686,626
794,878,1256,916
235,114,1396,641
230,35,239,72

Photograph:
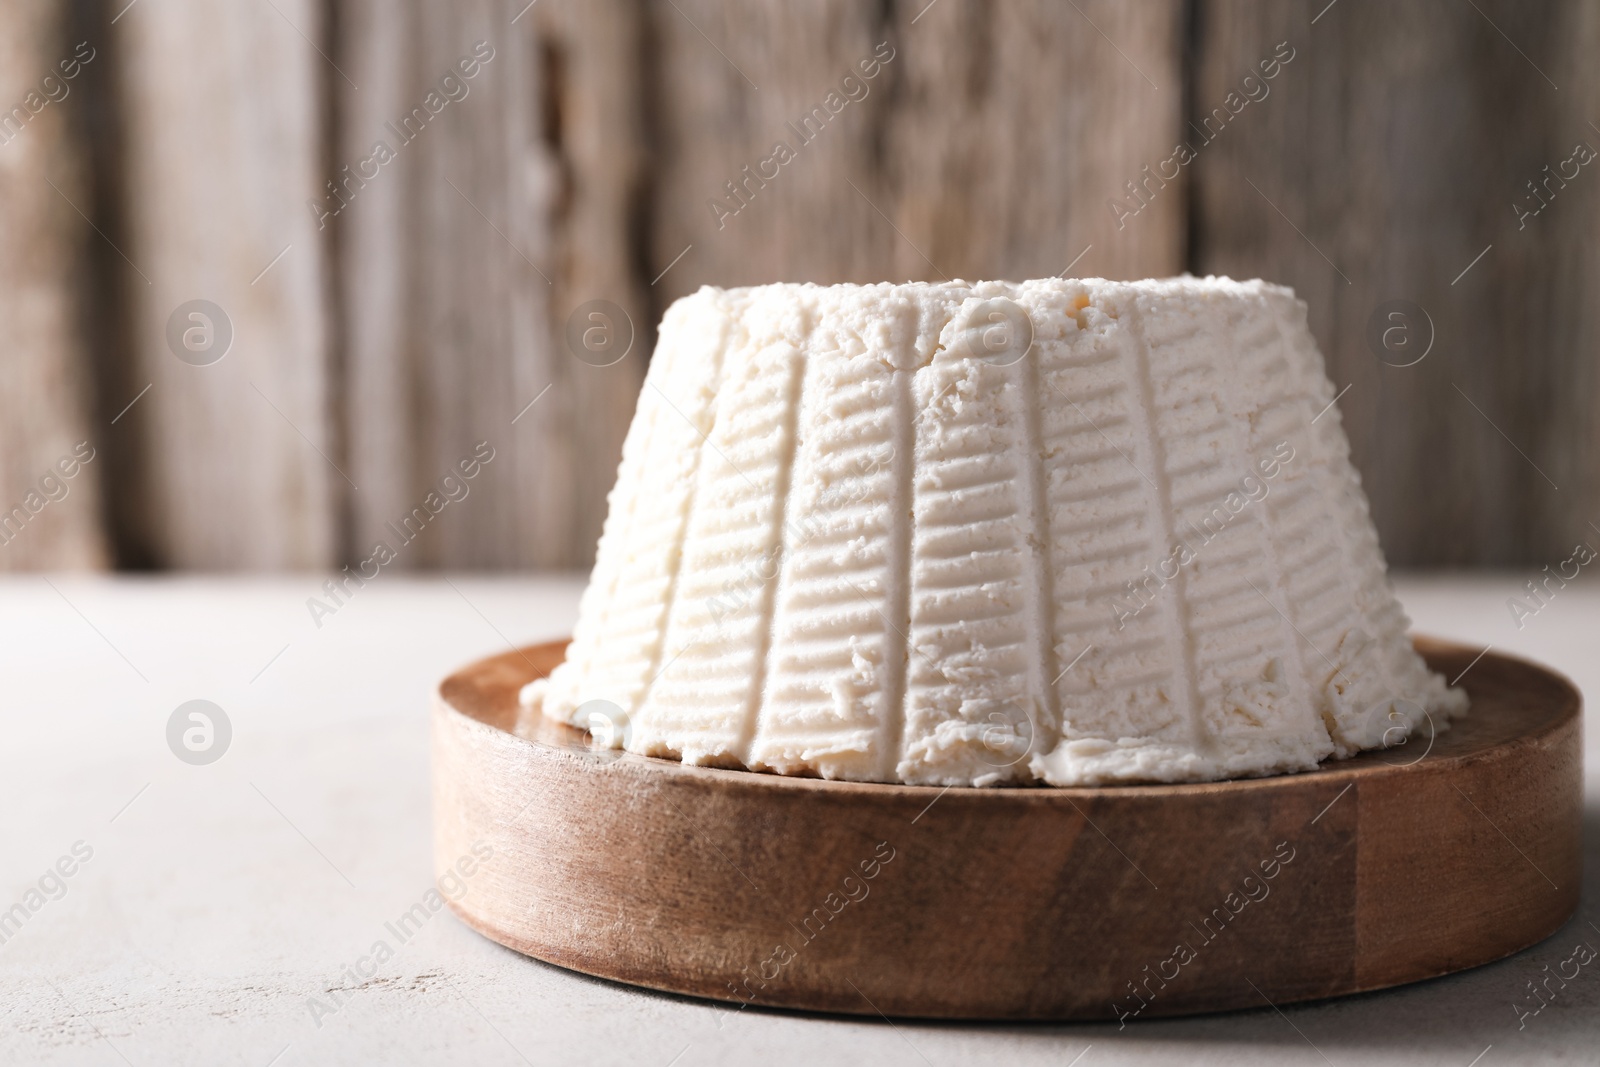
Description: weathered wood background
0,0,1586,569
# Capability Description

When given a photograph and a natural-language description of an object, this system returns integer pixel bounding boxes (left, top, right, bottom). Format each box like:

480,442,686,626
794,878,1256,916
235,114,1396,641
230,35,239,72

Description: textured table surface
1,574,1595,1066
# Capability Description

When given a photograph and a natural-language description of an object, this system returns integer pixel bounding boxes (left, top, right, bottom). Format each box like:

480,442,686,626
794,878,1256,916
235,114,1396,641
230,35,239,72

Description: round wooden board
432,636,1582,1021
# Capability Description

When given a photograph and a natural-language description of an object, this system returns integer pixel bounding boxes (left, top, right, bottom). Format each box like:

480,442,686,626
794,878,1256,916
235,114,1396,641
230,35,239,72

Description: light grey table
1,574,1595,1066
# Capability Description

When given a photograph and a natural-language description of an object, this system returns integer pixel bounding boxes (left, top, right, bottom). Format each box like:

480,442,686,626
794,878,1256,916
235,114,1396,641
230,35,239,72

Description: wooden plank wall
337,0,649,569
647,1,1185,289
1190,0,1594,566
113,0,338,569
0,0,107,570
0,0,1588,569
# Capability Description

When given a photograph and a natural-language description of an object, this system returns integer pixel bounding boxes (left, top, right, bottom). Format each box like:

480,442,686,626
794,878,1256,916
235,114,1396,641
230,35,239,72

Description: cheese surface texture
519,277,1466,786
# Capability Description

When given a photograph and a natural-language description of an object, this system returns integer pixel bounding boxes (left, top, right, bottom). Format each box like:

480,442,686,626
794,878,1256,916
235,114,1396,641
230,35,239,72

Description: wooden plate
432,636,1581,1021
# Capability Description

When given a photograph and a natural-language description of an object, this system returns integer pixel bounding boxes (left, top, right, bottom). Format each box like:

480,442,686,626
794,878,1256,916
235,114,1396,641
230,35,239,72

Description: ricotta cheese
518,276,1467,786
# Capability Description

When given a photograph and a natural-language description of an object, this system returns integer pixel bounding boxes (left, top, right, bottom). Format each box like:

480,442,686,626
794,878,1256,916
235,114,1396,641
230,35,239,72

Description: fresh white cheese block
518,276,1467,786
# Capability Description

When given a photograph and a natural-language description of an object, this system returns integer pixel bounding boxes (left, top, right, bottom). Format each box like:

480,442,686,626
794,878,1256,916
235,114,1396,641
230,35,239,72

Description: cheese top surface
519,276,1466,786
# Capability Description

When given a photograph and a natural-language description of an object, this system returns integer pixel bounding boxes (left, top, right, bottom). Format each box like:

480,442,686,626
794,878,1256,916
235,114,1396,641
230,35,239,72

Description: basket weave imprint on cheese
518,276,1466,787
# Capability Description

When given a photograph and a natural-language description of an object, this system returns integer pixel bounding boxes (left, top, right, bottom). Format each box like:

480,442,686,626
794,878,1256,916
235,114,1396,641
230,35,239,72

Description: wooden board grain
433,635,1582,1020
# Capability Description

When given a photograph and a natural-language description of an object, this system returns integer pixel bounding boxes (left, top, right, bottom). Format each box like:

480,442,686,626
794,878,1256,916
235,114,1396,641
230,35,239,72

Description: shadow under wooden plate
432,636,1582,1021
